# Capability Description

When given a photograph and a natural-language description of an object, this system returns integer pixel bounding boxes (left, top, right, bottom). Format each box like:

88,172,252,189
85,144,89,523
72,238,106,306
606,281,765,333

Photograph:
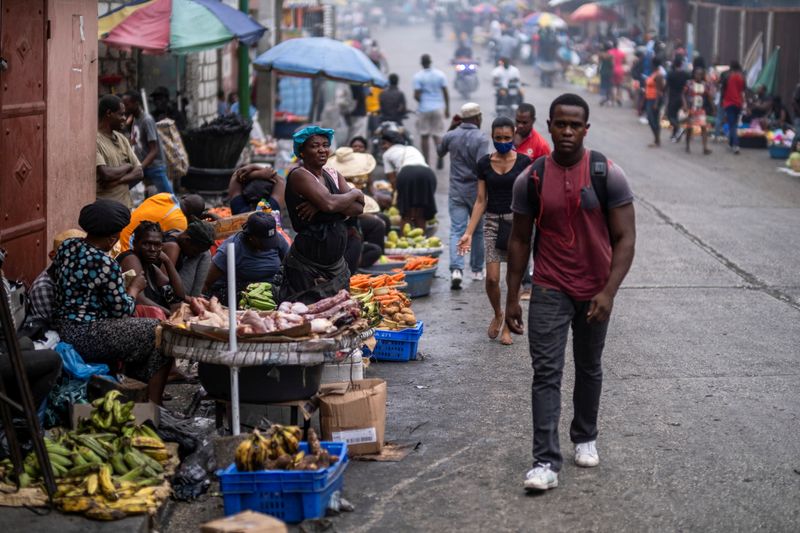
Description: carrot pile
350,271,406,291
403,256,439,271
372,289,411,313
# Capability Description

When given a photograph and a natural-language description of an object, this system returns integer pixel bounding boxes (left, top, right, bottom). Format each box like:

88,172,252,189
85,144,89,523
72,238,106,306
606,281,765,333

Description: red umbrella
570,3,620,23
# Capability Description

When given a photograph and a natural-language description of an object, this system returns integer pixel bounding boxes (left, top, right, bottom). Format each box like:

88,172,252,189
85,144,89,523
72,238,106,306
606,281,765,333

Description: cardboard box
70,401,160,429
201,511,287,533
317,378,387,456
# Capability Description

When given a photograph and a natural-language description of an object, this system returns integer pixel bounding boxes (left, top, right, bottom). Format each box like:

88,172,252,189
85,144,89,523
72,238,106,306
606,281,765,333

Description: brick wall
186,50,220,126
97,1,137,95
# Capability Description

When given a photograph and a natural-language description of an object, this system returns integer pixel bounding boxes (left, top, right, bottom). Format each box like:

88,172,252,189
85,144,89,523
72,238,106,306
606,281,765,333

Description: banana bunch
239,282,276,311
352,290,382,327
86,390,136,432
234,426,338,472
0,391,172,521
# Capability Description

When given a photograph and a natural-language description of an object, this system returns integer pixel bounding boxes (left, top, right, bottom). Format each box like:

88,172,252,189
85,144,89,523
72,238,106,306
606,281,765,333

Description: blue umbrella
254,37,388,87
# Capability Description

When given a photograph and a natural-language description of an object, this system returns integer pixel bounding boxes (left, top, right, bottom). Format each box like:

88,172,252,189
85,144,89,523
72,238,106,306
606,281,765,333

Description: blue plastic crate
365,321,424,362
218,442,348,523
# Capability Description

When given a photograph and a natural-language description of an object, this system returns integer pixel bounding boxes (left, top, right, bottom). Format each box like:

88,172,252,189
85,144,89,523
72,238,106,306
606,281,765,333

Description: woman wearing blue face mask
458,116,531,345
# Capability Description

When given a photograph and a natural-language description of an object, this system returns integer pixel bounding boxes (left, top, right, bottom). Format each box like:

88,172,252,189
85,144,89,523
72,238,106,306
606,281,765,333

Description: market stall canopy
753,47,780,95
472,2,499,14
254,37,388,88
523,12,568,29
99,0,266,55
570,2,621,23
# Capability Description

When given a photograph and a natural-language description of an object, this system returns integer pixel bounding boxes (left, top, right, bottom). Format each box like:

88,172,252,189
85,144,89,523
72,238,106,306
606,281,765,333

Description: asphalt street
163,21,800,533
328,21,800,533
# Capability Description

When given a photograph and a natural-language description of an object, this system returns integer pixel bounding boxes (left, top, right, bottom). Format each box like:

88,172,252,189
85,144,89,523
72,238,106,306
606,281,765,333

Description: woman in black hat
52,200,173,404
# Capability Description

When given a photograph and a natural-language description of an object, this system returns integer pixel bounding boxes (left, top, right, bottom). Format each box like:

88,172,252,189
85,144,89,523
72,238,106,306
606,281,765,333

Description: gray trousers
528,285,610,471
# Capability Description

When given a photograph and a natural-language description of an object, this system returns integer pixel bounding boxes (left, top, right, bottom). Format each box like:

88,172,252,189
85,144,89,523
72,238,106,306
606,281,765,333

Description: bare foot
647,143,660,148
703,149,712,155
488,315,503,340
499,325,513,345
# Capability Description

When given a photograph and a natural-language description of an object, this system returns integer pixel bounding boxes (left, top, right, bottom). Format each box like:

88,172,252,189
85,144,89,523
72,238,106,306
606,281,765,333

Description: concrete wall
46,0,98,242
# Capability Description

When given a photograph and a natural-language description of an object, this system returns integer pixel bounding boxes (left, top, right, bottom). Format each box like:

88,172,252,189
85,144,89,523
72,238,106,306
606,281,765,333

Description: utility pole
238,0,251,120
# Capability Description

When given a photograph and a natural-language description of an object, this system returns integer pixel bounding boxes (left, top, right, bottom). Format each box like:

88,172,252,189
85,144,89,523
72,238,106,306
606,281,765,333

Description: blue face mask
494,141,514,154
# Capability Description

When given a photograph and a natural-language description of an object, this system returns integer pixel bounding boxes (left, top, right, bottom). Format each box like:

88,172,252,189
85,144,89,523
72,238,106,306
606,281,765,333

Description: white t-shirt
383,144,428,173
492,65,521,88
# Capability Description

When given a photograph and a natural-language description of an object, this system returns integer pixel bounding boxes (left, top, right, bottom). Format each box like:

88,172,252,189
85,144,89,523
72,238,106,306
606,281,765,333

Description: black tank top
285,165,348,265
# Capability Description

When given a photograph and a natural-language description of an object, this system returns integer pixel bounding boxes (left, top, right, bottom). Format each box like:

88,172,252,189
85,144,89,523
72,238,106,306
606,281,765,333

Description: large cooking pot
198,363,323,404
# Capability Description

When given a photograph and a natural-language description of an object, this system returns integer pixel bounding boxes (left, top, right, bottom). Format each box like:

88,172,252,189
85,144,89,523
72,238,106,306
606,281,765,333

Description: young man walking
505,93,636,491
438,103,490,289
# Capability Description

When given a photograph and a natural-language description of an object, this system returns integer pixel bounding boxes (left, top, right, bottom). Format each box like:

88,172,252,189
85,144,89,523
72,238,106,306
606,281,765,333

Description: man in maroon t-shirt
505,93,636,492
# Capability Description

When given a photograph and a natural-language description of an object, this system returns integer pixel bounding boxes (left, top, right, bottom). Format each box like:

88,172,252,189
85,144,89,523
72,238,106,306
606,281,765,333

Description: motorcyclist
454,34,473,60
492,58,521,89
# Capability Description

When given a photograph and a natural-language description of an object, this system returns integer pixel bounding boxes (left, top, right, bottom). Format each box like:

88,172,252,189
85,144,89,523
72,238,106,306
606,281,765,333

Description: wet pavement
163,20,800,533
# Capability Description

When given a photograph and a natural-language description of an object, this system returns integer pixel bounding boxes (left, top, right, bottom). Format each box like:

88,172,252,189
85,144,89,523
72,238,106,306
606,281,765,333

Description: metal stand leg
0,281,57,499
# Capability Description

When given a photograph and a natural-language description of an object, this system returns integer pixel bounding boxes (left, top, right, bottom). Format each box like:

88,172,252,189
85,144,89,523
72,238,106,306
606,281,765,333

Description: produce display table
159,324,374,368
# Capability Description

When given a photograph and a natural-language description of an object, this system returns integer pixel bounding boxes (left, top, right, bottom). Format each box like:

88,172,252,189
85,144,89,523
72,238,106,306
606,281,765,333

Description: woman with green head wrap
274,126,365,304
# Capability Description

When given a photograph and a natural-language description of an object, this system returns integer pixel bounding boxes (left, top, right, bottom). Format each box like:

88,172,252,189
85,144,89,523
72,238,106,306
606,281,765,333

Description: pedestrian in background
413,54,450,167
720,60,745,154
379,73,408,124
457,116,531,345
644,58,665,147
123,91,172,195
505,93,636,492
438,103,490,290
666,56,690,142
514,102,551,301
683,66,713,155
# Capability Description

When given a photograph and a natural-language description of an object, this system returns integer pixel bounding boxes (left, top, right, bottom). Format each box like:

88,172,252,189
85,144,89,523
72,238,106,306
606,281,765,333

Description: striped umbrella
99,0,266,54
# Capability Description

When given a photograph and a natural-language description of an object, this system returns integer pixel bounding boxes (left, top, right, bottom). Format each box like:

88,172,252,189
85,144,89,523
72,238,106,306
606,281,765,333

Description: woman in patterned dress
53,200,172,404
683,67,713,155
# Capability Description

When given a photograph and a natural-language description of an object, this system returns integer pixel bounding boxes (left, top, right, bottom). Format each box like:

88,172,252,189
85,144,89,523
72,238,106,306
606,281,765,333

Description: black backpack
525,150,610,254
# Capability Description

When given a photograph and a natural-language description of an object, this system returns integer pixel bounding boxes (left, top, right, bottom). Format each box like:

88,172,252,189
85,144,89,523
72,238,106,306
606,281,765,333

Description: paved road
162,21,800,533
331,21,800,533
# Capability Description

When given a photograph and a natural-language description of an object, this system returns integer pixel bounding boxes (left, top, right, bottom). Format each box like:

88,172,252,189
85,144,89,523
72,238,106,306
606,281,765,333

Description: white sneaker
471,269,485,281
638,116,648,125
523,463,559,491
450,269,463,290
574,441,599,467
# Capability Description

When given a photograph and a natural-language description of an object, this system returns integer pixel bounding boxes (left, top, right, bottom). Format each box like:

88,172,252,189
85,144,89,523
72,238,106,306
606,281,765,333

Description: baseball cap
460,102,481,118
241,212,280,249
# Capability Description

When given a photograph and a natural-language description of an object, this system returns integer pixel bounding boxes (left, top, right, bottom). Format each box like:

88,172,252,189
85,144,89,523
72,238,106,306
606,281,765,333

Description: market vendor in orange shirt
118,193,207,252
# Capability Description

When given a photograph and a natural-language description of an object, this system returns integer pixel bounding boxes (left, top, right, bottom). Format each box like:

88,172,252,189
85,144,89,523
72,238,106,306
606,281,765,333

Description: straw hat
52,229,86,253
363,195,380,215
326,147,376,178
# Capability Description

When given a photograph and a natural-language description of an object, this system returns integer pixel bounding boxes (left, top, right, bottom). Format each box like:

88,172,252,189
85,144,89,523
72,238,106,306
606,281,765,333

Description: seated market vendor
118,193,207,253
274,126,365,304
203,212,289,304
118,221,186,317
0,248,63,410
52,199,172,405
162,220,216,297
228,164,285,214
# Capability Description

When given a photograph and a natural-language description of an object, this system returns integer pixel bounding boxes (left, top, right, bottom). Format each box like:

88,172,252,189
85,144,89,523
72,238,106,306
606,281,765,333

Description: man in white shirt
492,58,521,89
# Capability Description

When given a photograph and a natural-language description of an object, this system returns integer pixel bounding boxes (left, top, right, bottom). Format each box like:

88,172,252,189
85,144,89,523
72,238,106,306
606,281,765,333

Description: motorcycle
452,59,479,99
495,78,523,118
